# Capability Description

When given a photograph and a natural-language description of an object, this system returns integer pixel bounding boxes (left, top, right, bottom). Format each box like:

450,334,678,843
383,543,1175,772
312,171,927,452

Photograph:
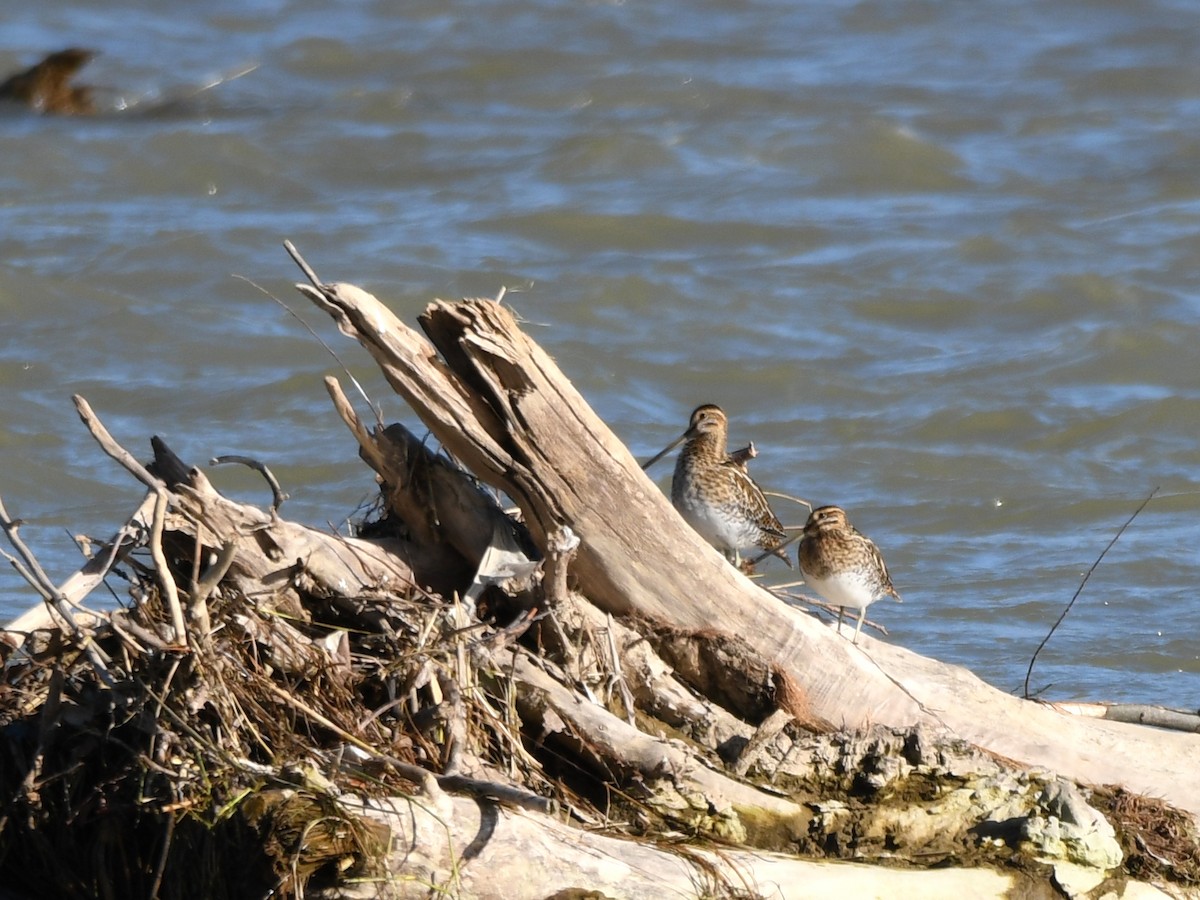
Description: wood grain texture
300,282,1200,820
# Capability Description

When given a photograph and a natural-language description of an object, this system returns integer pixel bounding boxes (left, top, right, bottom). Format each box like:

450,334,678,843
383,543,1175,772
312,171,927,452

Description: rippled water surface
3,0,1200,706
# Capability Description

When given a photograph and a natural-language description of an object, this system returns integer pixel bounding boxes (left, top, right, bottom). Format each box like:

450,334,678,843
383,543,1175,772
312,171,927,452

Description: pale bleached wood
171,466,429,619
342,792,1181,900
324,375,527,573
300,281,1200,821
507,650,804,821
1,492,155,646
1051,701,1200,734
2,444,431,644
301,286,918,720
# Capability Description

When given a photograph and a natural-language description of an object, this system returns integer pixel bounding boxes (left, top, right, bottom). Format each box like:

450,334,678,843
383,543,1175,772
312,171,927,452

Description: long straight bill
640,432,687,470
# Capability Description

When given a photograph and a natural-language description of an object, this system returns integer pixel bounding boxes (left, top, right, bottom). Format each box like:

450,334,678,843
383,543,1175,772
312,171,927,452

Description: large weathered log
298,280,1200,820
340,791,1174,900
322,375,536,607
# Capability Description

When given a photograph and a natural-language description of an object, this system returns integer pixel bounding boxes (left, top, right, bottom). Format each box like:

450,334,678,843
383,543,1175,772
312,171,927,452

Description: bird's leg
836,607,844,636
852,607,867,644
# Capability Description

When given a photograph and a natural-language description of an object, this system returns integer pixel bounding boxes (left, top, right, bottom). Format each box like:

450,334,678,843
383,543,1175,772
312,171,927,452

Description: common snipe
644,404,789,568
798,505,900,643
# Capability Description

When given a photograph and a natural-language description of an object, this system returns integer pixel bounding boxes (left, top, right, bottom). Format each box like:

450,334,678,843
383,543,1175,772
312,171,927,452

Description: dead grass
1097,785,1200,885
0,530,557,899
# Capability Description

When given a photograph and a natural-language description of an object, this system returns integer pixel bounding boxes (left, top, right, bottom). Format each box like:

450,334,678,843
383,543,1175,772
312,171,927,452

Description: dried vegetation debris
1,374,1198,898
1099,787,1200,885
2,559,435,897
0,434,552,897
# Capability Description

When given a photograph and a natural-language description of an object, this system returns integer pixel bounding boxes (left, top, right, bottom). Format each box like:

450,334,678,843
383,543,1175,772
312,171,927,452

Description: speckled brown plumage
645,404,789,568
798,505,899,643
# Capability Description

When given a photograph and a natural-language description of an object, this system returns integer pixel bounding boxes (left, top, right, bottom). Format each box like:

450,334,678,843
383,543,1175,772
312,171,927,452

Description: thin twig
209,454,288,512
0,500,60,601
107,611,150,655
324,376,377,454
260,678,552,812
0,547,53,602
184,535,230,651
0,494,115,686
192,540,237,605
746,530,800,568
468,607,540,660
51,491,157,610
761,490,813,517
437,669,466,777
147,809,176,900
283,238,322,288
605,614,637,726
73,395,166,492
234,259,381,423
2,494,154,647
149,487,188,652
769,586,891,637
1023,487,1158,699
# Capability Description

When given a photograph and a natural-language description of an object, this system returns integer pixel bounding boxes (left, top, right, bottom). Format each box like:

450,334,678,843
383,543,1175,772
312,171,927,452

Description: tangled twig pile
0,434,551,897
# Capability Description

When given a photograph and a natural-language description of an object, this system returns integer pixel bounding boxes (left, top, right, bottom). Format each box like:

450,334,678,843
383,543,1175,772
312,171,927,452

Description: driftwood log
300,278,1199,813
1,255,1198,899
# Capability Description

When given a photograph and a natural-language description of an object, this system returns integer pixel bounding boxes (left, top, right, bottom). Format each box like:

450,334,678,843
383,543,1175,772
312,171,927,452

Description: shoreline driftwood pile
1,252,1198,899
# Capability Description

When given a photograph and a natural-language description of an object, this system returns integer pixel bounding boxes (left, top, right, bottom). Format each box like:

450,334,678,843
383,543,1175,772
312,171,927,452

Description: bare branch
149,487,188,651
73,394,165,491
209,454,288,512
1023,487,1158,699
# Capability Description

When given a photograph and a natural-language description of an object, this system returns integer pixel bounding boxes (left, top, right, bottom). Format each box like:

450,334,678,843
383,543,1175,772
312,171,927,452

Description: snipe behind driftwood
644,403,789,568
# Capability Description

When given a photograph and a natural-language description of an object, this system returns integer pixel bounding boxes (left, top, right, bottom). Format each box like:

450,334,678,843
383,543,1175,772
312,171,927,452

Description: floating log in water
0,48,95,115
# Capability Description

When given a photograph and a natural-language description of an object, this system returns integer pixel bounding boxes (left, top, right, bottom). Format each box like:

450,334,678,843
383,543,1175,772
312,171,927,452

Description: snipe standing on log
643,404,790,568
798,505,900,643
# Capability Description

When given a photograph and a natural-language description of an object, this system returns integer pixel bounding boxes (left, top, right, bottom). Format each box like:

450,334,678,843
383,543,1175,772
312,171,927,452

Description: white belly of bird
676,493,753,554
805,570,878,611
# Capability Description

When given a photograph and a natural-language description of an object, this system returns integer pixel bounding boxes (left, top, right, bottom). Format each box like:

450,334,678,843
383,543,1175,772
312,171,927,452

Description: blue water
2,0,1199,706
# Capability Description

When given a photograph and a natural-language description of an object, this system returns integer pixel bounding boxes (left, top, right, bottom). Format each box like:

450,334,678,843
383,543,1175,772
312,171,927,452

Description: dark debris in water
0,48,95,115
